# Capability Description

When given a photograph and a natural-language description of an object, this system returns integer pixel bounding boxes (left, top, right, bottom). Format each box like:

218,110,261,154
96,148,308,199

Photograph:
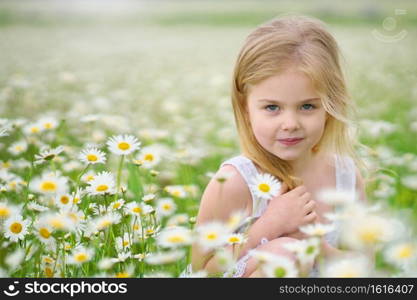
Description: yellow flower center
172,190,181,197
133,207,142,214
45,267,54,277
115,272,129,278
206,233,218,240
99,220,112,229
96,184,109,192
50,218,64,229
228,236,240,243
144,153,154,161
10,222,23,234
31,127,40,133
75,253,88,263
39,227,51,239
258,183,270,193
397,245,413,259
113,202,121,209
168,235,185,243
133,224,140,231
87,154,98,162
360,228,380,244
60,195,70,204
73,197,80,204
118,142,130,151
15,145,23,151
86,175,95,181
0,207,11,218
40,181,57,192
68,213,78,222
162,204,171,210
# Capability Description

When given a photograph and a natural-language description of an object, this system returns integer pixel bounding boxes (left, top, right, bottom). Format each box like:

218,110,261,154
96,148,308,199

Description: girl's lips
278,138,304,146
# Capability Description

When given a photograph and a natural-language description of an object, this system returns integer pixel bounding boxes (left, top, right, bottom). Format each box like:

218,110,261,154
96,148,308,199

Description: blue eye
302,104,316,110
265,105,279,112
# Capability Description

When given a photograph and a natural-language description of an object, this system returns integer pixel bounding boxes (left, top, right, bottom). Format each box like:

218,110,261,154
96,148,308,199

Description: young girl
181,15,368,277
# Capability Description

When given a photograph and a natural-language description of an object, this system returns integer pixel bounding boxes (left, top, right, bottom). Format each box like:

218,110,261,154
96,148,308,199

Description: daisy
8,141,28,156
135,145,163,169
67,246,94,265
33,220,55,246
27,201,49,212
0,126,9,137
98,257,117,270
322,255,372,277
0,202,21,220
107,134,141,156
166,213,189,227
249,173,281,201
64,207,86,232
93,212,121,231
261,255,299,278
30,172,68,195
299,222,336,237
71,188,85,205
78,147,106,165
54,193,73,209
226,209,249,232
195,221,230,251
226,233,247,245
23,122,42,135
156,197,177,217
144,249,185,265
110,198,125,211
384,241,417,269
164,185,187,198
142,193,156,203
34,146,65,165
340,214,401,250
41,212,75,232
4,215,29,242
38,116,58,131
283,237,321,268
116,232,133,251
86,171,116,196
82,171,96,183
124,202,143,216
156,226,192,248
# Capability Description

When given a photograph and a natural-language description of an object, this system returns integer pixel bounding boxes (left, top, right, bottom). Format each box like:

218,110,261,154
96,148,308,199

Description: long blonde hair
231,15,369,189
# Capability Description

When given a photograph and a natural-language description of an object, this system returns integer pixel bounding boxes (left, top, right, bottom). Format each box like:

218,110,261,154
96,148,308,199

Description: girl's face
246,68,328,162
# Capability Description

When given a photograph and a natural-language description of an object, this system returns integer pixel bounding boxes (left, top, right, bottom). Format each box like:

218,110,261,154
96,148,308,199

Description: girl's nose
280,112,301,131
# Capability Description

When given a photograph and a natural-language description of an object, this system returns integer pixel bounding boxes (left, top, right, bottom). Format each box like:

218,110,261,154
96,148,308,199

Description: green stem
114,155,125,202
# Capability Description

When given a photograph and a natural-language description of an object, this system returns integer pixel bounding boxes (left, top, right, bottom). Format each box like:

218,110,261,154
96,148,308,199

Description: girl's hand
261,183,317,238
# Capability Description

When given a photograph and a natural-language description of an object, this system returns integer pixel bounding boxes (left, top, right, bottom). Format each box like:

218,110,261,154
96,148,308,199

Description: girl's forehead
247,70,320,104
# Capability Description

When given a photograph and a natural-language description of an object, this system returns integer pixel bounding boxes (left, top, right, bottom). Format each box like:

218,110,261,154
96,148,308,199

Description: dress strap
220,155,264,216
334,153,357,199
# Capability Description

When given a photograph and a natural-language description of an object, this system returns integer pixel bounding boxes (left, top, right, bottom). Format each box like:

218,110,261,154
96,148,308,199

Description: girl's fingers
304,210,317,223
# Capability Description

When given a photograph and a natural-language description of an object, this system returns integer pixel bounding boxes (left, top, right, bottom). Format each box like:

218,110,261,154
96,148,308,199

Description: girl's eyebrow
258,97,321,104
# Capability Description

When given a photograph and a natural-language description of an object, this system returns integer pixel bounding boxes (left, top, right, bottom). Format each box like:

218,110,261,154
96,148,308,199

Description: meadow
0,0,416,277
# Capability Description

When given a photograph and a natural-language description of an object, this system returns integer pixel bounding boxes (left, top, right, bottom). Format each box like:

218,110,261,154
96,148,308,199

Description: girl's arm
191,165,251,273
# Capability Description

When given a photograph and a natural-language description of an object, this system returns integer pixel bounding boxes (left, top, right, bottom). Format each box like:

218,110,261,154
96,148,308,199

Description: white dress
180,153,356,278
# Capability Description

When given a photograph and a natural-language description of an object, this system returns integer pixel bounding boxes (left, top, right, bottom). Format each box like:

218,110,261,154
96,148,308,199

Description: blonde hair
231,15,370,189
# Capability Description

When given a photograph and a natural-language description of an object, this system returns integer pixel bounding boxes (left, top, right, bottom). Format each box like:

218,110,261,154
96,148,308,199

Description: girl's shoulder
196,158,252,223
